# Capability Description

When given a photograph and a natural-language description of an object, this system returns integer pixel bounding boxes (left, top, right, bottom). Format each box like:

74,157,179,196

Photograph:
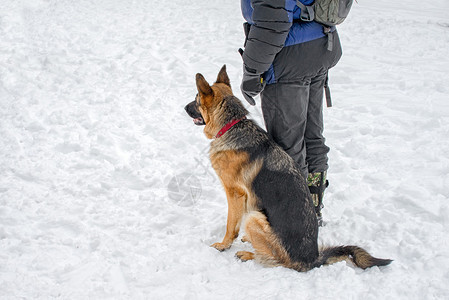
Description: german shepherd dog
185,65,392,271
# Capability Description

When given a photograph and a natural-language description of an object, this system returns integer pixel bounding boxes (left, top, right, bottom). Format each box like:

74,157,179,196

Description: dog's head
185,65,245,139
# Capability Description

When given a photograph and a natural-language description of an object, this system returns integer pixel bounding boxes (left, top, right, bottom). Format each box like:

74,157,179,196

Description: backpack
296,0,353,27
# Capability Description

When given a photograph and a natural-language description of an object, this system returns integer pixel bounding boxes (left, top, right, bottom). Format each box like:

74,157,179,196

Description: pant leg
305,72,330,173
260,32,342,178
260,81,311,179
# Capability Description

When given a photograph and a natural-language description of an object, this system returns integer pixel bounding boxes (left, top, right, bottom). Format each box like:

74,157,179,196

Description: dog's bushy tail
310,246,393,270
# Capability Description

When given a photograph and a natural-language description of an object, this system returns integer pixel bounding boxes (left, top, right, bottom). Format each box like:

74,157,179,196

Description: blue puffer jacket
241,0,332,84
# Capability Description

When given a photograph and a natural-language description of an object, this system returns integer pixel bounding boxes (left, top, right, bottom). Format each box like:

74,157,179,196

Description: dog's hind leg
235,251,255,261
241,235,251,243
237,211,290,267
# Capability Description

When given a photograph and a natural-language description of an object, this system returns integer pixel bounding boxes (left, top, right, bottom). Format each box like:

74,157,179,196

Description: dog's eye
196,94,200,106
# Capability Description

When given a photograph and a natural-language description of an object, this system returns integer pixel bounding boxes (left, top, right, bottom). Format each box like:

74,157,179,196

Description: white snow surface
1,0,449,299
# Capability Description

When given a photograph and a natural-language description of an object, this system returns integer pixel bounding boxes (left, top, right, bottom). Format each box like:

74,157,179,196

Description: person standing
240,0,342,225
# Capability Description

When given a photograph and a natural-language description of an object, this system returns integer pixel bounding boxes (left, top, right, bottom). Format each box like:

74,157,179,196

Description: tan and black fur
184,65,392,271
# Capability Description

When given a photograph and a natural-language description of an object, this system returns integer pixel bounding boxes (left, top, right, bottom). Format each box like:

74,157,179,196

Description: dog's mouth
185,99,206,126
193,117,205,126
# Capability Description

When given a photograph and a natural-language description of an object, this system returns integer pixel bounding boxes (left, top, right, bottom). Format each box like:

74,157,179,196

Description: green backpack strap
324,71,332,107
296,0,315,22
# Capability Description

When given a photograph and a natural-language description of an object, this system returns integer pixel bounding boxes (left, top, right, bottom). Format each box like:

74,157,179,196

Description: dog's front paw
211,242,231,252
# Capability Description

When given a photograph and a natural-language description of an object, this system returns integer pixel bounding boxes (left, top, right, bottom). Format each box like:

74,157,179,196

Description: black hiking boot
307,171,329,227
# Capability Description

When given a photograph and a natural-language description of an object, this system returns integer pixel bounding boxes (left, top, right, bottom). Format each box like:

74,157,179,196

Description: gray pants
261,72,329,179
260,32,342,179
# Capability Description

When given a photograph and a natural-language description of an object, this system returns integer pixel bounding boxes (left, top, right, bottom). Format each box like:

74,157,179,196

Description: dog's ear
216,65,231,87
196,73,213,96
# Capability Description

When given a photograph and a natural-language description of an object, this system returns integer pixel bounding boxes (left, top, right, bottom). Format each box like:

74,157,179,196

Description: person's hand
240,66,266,106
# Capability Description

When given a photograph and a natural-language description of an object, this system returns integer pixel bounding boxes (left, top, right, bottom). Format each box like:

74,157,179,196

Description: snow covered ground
1,0,449,298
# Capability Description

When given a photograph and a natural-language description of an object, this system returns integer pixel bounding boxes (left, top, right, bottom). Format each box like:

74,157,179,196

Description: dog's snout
185,100,200,118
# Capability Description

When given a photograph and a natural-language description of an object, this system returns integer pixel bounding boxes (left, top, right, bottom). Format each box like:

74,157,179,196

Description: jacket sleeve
243,0,295,75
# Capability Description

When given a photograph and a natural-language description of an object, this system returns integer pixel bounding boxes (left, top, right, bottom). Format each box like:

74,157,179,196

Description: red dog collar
215,116,246,138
